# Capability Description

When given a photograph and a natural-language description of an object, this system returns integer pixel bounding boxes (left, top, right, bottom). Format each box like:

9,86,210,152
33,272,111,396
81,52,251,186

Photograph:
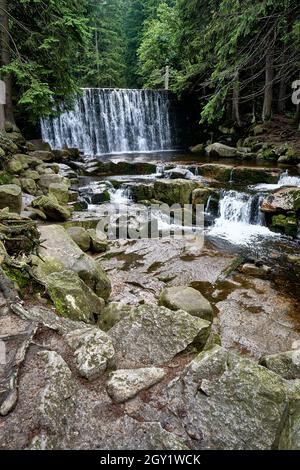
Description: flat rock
106,367,165,403
109,304,211,367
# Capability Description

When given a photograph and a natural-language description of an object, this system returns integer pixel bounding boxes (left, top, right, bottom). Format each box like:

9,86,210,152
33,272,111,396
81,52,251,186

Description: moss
2,265,30,296
259,148,277,161
0,172,12,185
271,214,297,237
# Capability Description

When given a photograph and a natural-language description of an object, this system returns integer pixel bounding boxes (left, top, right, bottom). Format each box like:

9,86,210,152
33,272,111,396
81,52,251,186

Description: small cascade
278,170,300,187
229,168,235,184
109,186,132,205
255,170,300,191
208,190,277,245
41,88,178,155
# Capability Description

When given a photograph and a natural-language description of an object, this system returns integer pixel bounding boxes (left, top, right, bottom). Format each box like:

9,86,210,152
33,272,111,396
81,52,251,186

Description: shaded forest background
0,0,300,133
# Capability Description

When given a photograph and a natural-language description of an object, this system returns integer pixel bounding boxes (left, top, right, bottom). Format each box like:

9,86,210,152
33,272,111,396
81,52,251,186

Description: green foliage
1,0,89,122
78,0,127,88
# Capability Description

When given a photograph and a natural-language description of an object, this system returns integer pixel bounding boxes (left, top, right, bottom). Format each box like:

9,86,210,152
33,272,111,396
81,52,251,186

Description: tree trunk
232,70,242,127
277,47,287,114
0,0,15,124
262,34,275,122
0,104,4,130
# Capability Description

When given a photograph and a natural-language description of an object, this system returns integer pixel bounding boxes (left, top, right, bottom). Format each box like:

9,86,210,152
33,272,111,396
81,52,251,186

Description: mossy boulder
166,345,289,450
0,184,22,213
129,183,155,202
260,350,300,379
22,170,40,181
66,227,91,252
87,228,108,253
97,302,133,331
109,304,211,366
44,270,105,323
20,178,37,195
192,188,214,205
232,166,280,184
29,150,55,162
153,179,198,205
32,195,71,221
6,157,26,174
198,163,233,182
271,214,298,237
0,132,19,154
159,285,213,322
190,144,205,154
205,142,238,158
37,174,69,192
261,187,300,213
48,183,69,204
36,224,111,300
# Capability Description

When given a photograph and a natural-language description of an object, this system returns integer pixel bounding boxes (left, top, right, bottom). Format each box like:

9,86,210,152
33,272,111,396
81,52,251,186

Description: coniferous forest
1,0,300,455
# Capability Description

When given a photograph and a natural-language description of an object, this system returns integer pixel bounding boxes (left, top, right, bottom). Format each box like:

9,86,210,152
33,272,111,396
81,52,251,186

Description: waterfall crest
41,88,177,155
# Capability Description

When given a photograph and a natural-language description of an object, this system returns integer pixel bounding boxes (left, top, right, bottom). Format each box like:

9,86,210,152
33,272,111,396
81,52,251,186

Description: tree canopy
1,0,300,127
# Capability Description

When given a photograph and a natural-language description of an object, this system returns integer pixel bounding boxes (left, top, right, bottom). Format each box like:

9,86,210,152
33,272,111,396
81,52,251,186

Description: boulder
278,380,300,450
261,187,300,213
38,174,68,191
232,167,280,185
190,144,205,154
166,345,288,449
239,263,271,277
129,183,155,202
260,350,300,379
29,150,55,162
36,224,111,300
32,195,71,221
20,178,37,196
109,304,211,366
0,132,19,154
44,270,105,323
48,183,69,205
6,157,27,174
159,286,213,322
153,179,198,205
205,142,238,158
198,163,233,182
67,227,91,252
192,188,214,205
106,367,165,403
0,184,22,213
65,327,115,380
97,302,133,331
6,131,26,145
87,228,108,253
22,170,40,181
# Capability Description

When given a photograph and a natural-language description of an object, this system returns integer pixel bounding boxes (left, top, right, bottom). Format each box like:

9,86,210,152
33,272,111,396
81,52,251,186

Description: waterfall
41,88,177,155
208,190,277,245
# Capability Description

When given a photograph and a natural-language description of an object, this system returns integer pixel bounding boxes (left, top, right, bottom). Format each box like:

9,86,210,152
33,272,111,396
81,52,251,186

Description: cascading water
41,88,177,155
208,190,278,245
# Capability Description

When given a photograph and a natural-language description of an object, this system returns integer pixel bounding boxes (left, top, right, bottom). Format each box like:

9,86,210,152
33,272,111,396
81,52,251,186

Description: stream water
41,89,300,358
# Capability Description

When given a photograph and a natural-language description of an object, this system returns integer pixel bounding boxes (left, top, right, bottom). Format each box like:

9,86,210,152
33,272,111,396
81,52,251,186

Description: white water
209,190,278,246
41,88,176,155
254,170,300,191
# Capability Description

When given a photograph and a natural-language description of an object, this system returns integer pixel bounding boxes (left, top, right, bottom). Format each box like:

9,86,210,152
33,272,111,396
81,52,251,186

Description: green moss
259,148,277,161
2,265,30,296
0,172,12,185
271,214,297,237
